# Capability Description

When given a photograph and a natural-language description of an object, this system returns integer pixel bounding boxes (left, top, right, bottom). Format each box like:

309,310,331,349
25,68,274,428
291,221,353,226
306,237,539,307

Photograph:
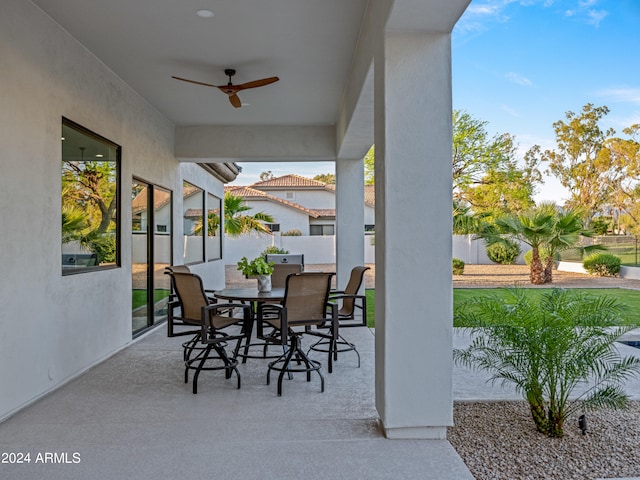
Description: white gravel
448,401,640,480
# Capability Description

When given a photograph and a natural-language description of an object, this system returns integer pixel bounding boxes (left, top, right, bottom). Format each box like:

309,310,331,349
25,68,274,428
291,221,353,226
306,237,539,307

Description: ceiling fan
172,69,279,108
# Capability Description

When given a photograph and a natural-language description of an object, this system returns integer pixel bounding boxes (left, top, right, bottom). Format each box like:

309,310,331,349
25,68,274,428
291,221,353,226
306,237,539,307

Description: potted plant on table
237,256,275,292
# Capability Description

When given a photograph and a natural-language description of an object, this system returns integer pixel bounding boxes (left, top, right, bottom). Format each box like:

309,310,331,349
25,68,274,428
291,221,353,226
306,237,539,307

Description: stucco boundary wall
224,233,377,265
224,234,640,280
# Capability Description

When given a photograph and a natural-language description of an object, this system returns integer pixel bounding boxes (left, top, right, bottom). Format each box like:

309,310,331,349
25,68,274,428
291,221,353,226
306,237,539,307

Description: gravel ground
449,401,640,480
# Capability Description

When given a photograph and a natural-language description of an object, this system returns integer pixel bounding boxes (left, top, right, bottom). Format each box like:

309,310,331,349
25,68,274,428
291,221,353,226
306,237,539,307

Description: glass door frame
132,177,173,337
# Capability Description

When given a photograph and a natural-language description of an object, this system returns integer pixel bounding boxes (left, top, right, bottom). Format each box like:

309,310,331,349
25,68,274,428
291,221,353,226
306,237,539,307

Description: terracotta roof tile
309,209,335,217
225,185,320,217
251,174,328,189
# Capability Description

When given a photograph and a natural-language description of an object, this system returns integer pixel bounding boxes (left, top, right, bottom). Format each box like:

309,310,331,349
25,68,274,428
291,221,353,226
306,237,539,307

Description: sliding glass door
132,179,172,336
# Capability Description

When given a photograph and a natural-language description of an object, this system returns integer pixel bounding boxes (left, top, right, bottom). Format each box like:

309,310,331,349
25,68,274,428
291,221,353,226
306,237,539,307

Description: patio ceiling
31,0,470,162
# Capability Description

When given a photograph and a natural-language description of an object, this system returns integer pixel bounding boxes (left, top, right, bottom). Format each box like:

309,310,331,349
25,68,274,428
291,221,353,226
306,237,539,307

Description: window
61,118,120,274
207,193,222,261
183,181,204,264
265,223,280,233
310,224,335,236
365,224,375,234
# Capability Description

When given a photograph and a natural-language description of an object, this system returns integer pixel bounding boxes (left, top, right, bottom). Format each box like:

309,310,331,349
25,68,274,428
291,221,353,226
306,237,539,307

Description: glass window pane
207,193,222,261
62,119,120,274
183,181,204,264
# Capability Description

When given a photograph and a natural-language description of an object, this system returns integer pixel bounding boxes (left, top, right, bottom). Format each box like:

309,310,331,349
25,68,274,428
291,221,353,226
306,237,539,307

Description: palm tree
543,205,592,283
454,288,640,437
480,205,555,284
222,192,274,237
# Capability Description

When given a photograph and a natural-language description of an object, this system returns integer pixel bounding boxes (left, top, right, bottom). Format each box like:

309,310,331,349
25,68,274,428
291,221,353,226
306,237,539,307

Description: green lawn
364,288,640,328
132,289,170,310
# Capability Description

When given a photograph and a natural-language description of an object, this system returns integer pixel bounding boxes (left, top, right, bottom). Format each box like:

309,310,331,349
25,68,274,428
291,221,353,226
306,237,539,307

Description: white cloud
505,72,533,86
596,88,640,106
586,9,608,27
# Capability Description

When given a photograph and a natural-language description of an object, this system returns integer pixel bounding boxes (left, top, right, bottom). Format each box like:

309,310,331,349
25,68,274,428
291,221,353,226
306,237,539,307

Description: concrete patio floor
0,326,474,480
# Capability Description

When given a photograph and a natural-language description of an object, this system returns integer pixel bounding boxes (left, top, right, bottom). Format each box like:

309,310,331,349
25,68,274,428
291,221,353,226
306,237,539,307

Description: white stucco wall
0,0,225,421
264,189,335,209
245,199,312,235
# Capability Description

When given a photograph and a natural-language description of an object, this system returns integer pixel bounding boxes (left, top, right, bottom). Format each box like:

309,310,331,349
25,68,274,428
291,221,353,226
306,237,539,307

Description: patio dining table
214,287,286,362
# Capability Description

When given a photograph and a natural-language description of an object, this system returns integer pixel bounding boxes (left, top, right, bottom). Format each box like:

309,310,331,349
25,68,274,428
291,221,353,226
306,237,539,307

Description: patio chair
256,272,337,396
271,262,303,288
169,271,251,393
307,265,370,368
165,265,217,338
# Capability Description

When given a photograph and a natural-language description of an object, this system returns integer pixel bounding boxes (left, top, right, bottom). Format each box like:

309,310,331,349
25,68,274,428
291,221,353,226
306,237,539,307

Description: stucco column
336,158,365,289
373,31,454,439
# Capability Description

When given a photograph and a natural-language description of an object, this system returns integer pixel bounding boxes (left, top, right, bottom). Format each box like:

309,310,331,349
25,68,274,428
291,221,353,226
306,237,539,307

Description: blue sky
453,0,640,202
232,0,640,203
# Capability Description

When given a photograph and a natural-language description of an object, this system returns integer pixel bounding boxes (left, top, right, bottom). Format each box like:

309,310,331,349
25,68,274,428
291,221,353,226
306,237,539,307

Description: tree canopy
313,173,336,184
453,110,540,219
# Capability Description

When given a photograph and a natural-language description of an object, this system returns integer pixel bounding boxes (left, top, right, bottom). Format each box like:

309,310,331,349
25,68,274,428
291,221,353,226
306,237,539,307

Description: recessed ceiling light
95,154,104,158
196,9,214,18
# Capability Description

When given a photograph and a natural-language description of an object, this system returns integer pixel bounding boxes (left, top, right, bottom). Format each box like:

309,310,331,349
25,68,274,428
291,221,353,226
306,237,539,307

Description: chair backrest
340,266,370,315
282,272,333,324
271,263,303,288
167,265,191,274
171,272,209,324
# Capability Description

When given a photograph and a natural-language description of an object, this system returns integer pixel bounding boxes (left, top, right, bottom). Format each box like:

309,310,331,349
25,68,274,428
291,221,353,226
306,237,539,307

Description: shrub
453,258,465,275
523,247,557,266
281,229,302,236
486,239,521,265
261,246,289,256
454,288,640,437
583,253,621,277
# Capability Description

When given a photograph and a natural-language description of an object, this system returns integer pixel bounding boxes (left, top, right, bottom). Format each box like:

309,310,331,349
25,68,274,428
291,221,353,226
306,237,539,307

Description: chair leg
268,335,324,395
307,333,360,370
215,344,241,389
191,344,213,394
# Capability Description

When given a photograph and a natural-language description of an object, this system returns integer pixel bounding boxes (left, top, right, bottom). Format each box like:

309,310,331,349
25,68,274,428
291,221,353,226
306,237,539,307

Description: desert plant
583,253,621,277
486,238,521,265
236,256,274,276
261,246,289,256
453,258,465,275
281,229,302,236
543,207,592,283
477,207,555,284
454,288,640,437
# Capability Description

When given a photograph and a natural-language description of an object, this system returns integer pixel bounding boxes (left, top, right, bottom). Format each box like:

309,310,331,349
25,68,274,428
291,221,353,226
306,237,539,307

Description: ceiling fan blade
172,76,217,88
228,94,242,108
235,76,280,90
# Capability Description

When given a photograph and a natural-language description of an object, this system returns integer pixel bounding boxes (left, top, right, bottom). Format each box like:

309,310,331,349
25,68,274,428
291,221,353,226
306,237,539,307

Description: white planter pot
256,274,272,292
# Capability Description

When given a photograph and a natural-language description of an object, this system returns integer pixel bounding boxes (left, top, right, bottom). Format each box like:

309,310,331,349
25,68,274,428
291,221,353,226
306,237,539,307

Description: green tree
259,170,274,181
479,205,555,284
313,173,336,184
542,204,592,283
223,192,274,237
62,161,118,262
364,145,375,185
604,124,640,233
453,201,484,234
533,104,616,226
453,111,539,217
454,288,640,437
62,161,117,234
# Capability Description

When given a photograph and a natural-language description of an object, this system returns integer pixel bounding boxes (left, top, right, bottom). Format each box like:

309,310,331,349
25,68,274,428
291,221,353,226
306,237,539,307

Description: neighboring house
228,174,375,235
